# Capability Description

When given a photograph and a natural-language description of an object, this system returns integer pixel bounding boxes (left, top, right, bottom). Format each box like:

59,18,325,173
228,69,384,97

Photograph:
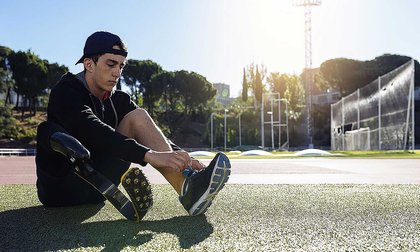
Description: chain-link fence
331,59,415,150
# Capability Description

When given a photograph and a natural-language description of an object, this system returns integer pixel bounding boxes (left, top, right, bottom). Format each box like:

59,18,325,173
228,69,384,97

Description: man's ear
83,58,94,73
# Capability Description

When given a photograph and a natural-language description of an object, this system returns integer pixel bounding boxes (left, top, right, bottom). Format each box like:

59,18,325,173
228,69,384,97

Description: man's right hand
143,150,192,173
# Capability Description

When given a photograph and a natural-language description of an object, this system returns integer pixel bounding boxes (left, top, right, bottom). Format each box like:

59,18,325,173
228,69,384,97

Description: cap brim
75,55,85,65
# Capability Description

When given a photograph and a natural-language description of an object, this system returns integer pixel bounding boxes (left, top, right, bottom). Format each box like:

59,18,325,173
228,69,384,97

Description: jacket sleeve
48,83,150,165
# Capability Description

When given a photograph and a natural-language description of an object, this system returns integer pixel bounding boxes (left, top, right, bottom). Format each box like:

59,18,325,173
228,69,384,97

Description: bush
0,101,19,139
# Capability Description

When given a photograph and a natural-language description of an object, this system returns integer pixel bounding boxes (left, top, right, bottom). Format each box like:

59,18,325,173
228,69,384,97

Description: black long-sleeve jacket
46,72,150,164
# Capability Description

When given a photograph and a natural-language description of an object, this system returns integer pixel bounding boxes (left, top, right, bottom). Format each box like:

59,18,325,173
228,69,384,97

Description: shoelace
182,166,196,178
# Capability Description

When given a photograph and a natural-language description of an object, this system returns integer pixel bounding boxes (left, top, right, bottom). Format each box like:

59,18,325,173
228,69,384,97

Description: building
213,83,234,106
311,88,341,105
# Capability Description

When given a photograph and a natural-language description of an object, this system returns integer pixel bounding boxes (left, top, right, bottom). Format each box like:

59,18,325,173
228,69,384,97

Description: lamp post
270,93,280,150
280,98,290,150
267,111,274,150
261,94,264,148
210,113,214,151
224,109,228,152
238,111,242,147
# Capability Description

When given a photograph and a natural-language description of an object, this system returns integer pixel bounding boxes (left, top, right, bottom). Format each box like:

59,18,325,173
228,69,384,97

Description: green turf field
1,184,419,251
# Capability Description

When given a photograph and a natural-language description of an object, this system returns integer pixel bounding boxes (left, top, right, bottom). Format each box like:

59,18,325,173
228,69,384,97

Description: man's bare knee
126,108,151,124
116,108,170,151
117,108,150,134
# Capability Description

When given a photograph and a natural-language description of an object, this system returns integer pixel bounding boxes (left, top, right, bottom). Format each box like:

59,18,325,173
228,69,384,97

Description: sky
1,0,419,97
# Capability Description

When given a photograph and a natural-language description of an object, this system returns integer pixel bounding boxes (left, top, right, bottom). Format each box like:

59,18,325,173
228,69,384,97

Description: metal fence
0,148,36,156
331,59,415,150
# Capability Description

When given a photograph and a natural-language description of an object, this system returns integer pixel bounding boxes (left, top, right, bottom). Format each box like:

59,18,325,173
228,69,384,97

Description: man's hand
144,150,193,172
191,159,206,170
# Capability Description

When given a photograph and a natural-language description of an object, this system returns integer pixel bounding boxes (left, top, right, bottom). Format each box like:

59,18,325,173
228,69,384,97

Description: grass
1,184,419,251
331,149,420,158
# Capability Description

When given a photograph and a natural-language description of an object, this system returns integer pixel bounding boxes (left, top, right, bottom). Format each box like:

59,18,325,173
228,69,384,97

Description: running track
1,156,419,184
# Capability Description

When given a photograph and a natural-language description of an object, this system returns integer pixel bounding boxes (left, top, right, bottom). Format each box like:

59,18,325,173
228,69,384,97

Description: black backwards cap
76,31,128,64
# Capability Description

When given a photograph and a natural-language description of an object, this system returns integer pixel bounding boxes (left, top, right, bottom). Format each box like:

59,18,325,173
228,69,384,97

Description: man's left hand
190,159,206,170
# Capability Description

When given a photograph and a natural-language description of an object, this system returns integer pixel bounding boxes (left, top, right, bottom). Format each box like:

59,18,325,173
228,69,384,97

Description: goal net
331,59,415,150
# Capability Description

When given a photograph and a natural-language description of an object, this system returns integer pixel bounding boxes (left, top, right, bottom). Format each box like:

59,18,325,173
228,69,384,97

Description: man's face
89,46,126,94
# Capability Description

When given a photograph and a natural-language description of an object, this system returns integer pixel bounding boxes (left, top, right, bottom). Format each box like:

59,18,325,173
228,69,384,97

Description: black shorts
36,121,130,207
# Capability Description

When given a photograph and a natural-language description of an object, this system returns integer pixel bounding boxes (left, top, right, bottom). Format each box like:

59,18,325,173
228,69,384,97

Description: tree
38,62,68,108
141,64,164,115
46,62,68,89
265,71,307,146
317,58,363,96
283,74,305,122
254,66,263,104
241,68,248,102
0,101,19,139
121,59,163,115
0,46,15,104
8,50,48,117
174,70,216,116
151,71,177,112
2,74,15,105
245,62,267,108
149,70,216,136
150,70,180,135
121,59,142,101
267,72,305,123
267,72,290,99
283,74,306,146
0,67,6,93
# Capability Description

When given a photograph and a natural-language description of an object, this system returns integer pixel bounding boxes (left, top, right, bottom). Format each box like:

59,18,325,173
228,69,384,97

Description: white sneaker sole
188,153,231,216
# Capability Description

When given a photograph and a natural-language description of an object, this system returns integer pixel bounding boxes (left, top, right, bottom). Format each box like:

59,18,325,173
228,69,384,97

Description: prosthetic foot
121,167,153,221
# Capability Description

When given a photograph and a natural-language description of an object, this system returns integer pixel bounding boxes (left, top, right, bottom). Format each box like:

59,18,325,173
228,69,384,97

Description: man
36,31,231,220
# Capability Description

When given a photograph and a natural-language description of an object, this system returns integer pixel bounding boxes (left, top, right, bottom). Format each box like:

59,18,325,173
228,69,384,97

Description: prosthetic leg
49,132,152,221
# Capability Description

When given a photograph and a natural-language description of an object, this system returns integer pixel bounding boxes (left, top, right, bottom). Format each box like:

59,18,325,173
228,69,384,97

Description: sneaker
179,152,231,216
121,167,153,221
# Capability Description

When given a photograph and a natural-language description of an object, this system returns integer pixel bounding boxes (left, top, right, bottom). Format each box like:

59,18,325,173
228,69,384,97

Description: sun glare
221,0,306,75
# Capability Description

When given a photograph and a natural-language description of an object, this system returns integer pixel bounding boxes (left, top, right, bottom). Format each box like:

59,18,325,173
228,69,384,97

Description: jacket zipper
100,100,105,120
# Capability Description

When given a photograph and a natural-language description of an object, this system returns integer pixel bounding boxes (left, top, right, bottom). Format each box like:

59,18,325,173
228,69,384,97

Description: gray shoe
179,153,231,216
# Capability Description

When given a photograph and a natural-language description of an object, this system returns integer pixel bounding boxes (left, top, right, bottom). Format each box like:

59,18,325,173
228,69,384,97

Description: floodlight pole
294,0,321,148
